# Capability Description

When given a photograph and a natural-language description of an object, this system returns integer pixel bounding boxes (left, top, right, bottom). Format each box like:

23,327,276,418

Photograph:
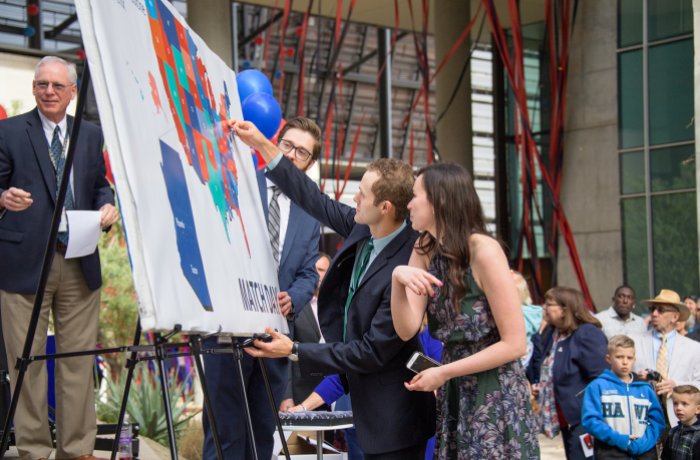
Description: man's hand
99,203,119,229
655,378,676,397
278,291,293,317
0,187,33,212
244,327,293,359
228,119,278,163
279,398,294,412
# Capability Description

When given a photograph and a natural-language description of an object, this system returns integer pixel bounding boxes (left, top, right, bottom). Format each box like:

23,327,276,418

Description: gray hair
34,56,78,84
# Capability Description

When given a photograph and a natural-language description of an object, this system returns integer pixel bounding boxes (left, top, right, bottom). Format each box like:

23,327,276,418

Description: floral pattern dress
427,253,540,460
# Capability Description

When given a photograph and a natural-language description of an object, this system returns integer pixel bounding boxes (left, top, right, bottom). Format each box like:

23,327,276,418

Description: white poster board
75,0,286,335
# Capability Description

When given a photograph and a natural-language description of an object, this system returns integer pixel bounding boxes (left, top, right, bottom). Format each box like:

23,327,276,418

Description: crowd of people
3,55,700,460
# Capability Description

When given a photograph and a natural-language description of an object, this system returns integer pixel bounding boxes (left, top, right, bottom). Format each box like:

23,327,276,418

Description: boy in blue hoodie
582,335,665,459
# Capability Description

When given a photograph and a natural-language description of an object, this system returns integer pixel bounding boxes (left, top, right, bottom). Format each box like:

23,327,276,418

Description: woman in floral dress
391,163,540,459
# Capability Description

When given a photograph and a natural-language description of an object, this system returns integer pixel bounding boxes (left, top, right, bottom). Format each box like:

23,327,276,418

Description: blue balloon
236,69,273,105
242,92,282,140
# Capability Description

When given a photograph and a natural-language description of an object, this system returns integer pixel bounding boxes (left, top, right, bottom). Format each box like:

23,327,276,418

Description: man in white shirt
595,285,648,339
632,289,700,426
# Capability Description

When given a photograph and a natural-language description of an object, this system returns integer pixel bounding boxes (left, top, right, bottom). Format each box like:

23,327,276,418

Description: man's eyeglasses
648,304,677,314
278,139,312,162
34,81,72,93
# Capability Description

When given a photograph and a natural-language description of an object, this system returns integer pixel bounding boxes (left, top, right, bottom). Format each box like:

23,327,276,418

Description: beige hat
642,289,690,322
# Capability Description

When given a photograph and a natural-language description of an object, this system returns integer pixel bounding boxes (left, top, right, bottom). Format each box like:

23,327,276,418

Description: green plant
97,363,200,446
98,221,139,374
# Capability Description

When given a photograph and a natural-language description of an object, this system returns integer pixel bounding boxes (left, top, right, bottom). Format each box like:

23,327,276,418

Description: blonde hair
511,271,533,305
607,335,635,354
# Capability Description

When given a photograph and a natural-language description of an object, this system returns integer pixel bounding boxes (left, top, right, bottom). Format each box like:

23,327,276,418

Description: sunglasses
648,305,678,314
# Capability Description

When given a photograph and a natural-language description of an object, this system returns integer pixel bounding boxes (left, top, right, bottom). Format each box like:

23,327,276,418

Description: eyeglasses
648,305,677,314
34,80,72,93
543,302,563,309
278,139,312,162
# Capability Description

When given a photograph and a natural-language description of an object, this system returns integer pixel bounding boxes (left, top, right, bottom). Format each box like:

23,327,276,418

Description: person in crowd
511,270,543,367
390,163,539,459
582,335,665,459
527,286,608,460
0,56,118,460
595,285,647,339
631,289,700,427
684,295,699,333
279,252,332,413
661,385,700,460
202,117,320,460
233,118,436,460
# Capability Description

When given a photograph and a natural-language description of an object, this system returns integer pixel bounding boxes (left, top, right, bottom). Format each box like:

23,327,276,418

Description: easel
0,63,292,460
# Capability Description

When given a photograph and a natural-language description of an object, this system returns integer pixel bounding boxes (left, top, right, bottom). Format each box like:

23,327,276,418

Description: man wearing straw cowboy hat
631,289,700,426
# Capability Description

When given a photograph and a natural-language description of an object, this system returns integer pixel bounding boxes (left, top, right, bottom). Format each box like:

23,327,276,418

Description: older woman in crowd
527,286,608,460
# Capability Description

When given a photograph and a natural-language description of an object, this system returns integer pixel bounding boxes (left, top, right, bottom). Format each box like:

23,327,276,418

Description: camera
643,369,663,383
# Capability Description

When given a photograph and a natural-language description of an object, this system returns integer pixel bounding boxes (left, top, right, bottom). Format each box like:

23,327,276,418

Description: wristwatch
288,341,300,362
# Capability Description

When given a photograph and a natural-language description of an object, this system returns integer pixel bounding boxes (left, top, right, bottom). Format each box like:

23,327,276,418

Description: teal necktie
51,126,74,245
343,239,374,341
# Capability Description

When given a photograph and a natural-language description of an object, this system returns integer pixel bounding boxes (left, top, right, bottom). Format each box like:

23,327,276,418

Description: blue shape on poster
160,140,213,311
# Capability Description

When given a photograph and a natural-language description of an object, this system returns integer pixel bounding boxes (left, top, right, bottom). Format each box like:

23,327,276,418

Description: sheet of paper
65,211,102,259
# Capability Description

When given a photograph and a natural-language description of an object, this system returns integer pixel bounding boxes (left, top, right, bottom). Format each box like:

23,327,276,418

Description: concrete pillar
187,0,233,68
432,1,473,172
558,0,620,308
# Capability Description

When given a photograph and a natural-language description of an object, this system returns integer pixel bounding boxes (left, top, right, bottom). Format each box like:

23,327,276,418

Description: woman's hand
393,265,442,298
404,366,448,392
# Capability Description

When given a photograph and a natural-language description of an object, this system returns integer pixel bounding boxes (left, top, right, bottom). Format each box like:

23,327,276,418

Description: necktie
656,334,668,379
267,186,282,268
343,239,374,341
51,126,74,245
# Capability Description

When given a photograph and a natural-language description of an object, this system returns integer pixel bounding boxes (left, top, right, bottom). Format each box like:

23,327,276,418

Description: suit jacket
285,300,326,404
0,108,114,293
632,332,700,426
267,158,436,455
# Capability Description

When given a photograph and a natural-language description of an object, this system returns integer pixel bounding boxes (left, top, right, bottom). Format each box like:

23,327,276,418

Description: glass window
618,0,643,47
648,0,693,42
652,192,699,295
649,39,694,145
650,144,696,192
620,151,645,194
618,50,643,148
622,198,650,298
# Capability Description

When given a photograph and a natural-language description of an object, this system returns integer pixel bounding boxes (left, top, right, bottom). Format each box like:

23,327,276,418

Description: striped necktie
51,126,74,244
267,186,283,268
656,334,668,379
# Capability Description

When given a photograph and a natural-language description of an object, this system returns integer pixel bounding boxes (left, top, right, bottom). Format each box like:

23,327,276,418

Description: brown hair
366,158,414,223
277,116,322,162
545,286,602,335
415,163,488,310
673,385,700,404
607,335,635,354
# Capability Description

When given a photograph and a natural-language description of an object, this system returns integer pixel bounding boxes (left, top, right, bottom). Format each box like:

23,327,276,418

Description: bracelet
300,403,307,411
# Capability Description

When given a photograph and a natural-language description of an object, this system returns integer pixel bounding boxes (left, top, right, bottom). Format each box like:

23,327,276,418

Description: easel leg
231,343,258,460
155,333,178,460
256,358,291,460
189,336,224,460
110,321,142,460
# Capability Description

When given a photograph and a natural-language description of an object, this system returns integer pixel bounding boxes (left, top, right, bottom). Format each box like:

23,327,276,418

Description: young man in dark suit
232,118,436,460
0,56,118,460
202,117,320,460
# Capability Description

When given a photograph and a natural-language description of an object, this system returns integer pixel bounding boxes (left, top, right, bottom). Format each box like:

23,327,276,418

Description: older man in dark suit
232,118,436,460
0,56,118,460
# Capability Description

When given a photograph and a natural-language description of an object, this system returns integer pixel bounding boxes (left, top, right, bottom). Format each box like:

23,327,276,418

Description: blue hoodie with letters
582,369,665,457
